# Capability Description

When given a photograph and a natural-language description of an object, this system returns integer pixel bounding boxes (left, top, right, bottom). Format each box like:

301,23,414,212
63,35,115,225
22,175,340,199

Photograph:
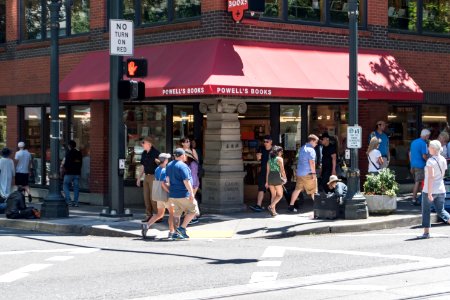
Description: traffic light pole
101,0,132,218
41,0,69,218
344,0,368,219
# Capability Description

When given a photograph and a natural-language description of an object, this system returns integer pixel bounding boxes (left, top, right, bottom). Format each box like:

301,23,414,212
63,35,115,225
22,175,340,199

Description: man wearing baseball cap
409,129,431,206
14,141,33,202
165,148,197,239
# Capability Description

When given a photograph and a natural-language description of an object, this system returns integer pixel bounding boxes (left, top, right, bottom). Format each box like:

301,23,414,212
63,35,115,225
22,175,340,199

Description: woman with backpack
265,146,287,217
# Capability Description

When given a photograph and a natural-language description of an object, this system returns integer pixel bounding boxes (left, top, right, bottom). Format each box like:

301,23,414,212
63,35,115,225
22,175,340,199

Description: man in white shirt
14,141,33,202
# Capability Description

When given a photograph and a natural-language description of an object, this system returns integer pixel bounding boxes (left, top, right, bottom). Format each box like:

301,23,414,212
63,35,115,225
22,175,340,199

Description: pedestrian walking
265,146,286,217
319,132,337,192
141,153,175,239
249,135,273,212
14,141,33,202
136,137,160,222
437,131,449,159
367,137,384,174
180,137,199,161
409,129,431,206
62,140,82,207
185,149,201,224
0,148,15,201
418,140,449,239
288,134,319,212
368,120,390,168
166,148,198,240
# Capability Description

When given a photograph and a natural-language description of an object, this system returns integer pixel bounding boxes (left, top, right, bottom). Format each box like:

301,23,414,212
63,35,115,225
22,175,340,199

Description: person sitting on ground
327,175,347,205
5,187,39,219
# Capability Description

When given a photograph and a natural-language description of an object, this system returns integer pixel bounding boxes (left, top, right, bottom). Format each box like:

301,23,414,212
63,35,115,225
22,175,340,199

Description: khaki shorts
169,197,198,216
411,168,425,183
156,199,173,210
295,174,317,195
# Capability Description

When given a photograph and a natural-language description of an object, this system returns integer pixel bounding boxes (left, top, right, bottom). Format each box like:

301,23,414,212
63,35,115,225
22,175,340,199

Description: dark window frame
249,0,368,30
19,0,90,42
388,0,450,37
0,0,6,44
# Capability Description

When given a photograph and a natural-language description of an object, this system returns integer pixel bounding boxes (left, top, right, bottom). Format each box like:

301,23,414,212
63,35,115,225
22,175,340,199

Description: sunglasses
377,123,384,126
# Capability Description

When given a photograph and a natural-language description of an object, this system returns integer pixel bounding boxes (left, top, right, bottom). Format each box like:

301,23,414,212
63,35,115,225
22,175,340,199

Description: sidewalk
0,195,435,239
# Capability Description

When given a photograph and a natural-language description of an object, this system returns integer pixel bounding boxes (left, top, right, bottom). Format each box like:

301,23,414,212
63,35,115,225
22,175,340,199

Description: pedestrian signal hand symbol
128,61,138,77
125,58,147,78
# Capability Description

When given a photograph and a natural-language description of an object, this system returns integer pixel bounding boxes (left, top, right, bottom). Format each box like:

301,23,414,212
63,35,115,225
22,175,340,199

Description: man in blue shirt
409,129,430,206
368,120,390,168
288,134,319,212
166,148,197,239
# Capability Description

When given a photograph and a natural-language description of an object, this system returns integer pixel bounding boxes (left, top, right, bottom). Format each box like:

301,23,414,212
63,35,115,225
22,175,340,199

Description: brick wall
202,0,226,12
368,0,388,27
5,0,19,41
6,106,19,150
89,101,109,197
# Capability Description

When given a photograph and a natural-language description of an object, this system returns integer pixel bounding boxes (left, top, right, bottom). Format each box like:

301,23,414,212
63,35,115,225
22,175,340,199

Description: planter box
365,194,397,215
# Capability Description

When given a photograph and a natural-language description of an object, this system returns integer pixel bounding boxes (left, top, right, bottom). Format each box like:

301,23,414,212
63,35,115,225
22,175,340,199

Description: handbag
151,171,168,202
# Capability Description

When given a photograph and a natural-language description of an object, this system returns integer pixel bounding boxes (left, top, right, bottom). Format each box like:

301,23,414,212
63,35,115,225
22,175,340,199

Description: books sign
228,0,248,23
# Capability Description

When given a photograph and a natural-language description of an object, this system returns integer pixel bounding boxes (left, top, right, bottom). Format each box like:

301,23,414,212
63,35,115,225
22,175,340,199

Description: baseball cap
173,148,185,157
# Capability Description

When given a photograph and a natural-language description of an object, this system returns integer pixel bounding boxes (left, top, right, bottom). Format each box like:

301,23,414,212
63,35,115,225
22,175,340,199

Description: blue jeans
422,192,450,228
63,175,80,204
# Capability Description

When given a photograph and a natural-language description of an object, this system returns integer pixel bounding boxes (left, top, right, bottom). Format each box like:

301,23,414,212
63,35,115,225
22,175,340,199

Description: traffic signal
118,80,145,100
126,58,147,78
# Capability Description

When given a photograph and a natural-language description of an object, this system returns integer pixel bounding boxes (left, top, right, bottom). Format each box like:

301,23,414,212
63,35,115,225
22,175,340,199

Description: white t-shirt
423,155,447,194
368,149,381,173
15,149,31,174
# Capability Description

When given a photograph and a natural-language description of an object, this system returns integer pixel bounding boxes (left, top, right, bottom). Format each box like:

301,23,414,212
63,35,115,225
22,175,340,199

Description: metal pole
41,0,69,218
101,0,131,218
345,0,368,219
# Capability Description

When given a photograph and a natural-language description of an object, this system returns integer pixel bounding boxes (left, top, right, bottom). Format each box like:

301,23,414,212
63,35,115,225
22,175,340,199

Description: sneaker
249,205,264,212
176,226,190,239
417,233,430,239
141,224,149,239
73,203,79,207
168,232,175,240
287,205,298,213
189,217,199,225
171,232,184,240
69,201,74,207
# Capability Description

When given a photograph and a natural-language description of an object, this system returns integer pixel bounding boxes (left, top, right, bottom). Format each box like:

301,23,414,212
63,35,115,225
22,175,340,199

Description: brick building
0,0,449,207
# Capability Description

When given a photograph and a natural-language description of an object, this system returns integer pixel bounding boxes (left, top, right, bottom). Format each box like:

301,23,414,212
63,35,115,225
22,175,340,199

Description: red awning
60,39,423,101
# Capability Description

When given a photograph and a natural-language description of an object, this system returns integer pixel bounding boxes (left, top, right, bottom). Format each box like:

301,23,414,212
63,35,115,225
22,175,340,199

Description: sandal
267,205,277,217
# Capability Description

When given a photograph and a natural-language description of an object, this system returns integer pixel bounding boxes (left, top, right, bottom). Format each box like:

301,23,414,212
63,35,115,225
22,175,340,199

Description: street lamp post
41,0,69,218
344,0,368,219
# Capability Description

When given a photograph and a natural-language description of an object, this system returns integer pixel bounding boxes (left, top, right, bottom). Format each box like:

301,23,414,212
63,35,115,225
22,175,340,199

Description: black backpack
5,190,35,219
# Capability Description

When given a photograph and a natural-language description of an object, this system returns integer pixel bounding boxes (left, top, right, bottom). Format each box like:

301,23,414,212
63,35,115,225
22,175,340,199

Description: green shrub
363,168,399,197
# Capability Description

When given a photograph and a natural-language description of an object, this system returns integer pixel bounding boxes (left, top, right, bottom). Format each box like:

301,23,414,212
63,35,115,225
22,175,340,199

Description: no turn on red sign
110,19,134,56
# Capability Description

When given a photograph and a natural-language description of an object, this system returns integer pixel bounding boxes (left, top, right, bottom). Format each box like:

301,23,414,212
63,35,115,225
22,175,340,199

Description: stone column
199,99,247,213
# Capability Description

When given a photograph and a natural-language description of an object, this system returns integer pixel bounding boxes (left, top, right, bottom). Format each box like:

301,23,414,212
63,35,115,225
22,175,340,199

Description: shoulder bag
151,171,168,202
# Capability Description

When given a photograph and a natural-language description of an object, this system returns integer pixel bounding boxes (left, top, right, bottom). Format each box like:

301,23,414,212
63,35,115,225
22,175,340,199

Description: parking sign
347,125,362,149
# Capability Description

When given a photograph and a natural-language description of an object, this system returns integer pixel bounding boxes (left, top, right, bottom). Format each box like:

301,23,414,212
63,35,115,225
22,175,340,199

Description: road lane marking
0,248,100,256
0,264,53,283
45,256,74,262
303,284,387,291
261,246,286,258
257,261,282,267
249,272,278,283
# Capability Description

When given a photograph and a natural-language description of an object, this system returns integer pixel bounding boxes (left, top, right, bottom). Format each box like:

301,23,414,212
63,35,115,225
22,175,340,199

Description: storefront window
0,0,5,44
44,107,67,186
173,105,194,149
174,0,201,19
330,0,365,24
124,105,167,181
141,0,168,24
22,0,43,40
0,107,6,149
240,104,271,185
388,0,418,32
264,0,282,18
24,107,43,184
71,0,90,35
288,0,324,22
423,0,450,34
280,105,302,182
387,106,419,181
71,106,91,190
422,105,449,139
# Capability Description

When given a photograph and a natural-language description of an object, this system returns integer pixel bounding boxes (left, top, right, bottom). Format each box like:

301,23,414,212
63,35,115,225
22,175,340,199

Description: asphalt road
1,225,450,300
